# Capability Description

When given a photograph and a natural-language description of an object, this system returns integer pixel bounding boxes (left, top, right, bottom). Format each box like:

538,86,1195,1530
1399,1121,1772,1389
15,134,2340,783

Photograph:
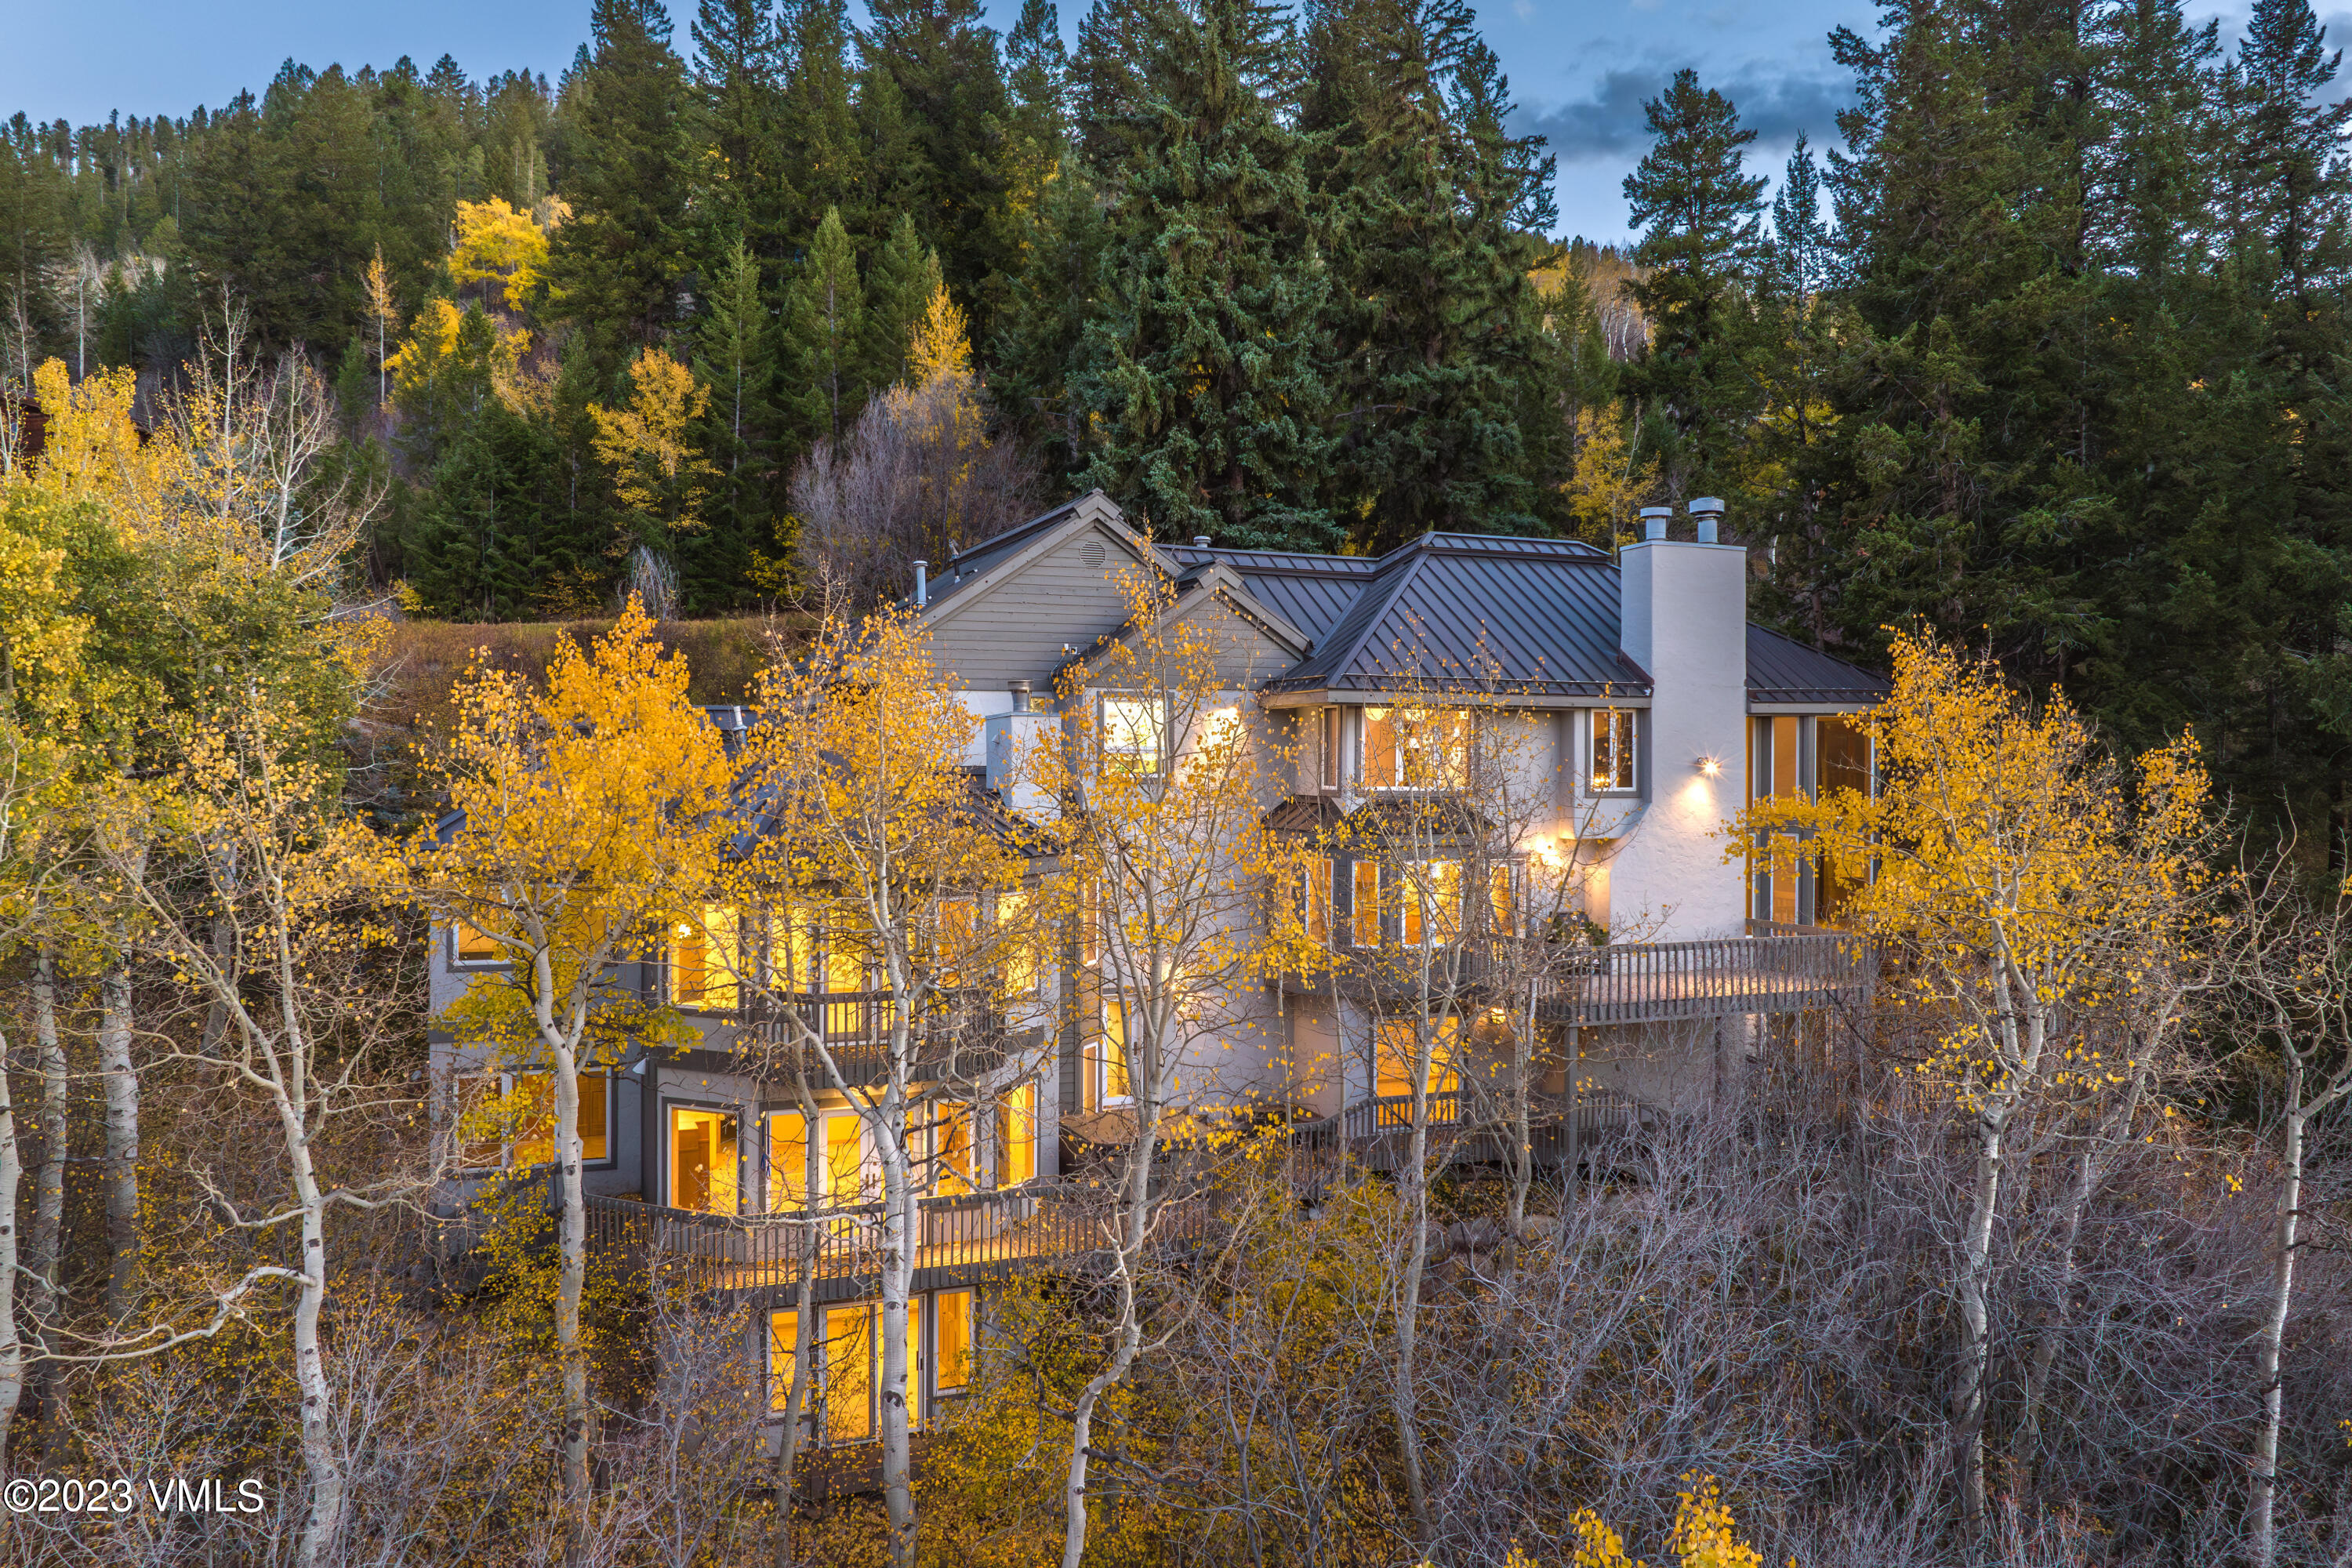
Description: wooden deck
1536,932,1874,1025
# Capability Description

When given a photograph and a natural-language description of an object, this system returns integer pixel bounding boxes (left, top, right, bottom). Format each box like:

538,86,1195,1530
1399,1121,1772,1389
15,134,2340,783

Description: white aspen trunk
1508,985,1536,1236
774,1087,824,1568
1955,1106,2007,1533
274,1069,343,1568
98,961,140,1321
27,951,64,1319
552,1046,589,1503
0,1042,23,1460
2012,1143,2093,1498
877,1106,916,1568
2250,1083,2303,1568
1392,1007,1434,1549
1062,1109,1158,1568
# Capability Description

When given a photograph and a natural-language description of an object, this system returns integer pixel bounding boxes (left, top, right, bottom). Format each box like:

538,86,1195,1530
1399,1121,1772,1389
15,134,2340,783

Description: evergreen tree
1622,67,1766,503
545,0,696,387
991,158,1109,481
1069,0,1338,550
862,212,942,390
777,0,866,239
689,237,777,609
779,206,868,447
693,0,794,264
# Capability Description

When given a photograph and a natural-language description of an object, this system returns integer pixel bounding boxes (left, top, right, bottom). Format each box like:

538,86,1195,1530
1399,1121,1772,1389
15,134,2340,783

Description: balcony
583,1182,1209,1303
689,987,1022,1087
1292,1086,1641,1173
1281,931,1874,1026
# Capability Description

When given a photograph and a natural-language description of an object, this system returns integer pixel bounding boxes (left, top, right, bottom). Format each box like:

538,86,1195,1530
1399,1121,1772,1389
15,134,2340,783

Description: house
426,489,1888,1443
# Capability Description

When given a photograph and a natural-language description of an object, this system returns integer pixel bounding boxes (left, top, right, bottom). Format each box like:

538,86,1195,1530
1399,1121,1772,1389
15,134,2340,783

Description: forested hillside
1,0,2347,849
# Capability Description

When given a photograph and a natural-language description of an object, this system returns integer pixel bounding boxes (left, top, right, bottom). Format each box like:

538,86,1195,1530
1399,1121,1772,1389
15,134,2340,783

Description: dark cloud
1508,64,1854,165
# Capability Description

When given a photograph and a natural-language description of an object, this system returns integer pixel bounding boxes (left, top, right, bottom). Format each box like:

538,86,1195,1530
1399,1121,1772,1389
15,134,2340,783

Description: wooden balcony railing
582,1181,1207,1303
1536,932,1874,1026
726,988,1013,1085
1293,1086,1637,1156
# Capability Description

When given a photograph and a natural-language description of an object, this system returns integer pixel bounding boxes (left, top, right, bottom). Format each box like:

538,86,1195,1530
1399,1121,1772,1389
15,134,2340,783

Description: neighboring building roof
1160,543,1384,644
1746,626,1892,705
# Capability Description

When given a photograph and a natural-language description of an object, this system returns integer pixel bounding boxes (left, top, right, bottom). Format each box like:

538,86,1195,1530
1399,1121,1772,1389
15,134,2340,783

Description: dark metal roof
1253,533,1643,699
1160,544,1383,644
1746,627,1890,703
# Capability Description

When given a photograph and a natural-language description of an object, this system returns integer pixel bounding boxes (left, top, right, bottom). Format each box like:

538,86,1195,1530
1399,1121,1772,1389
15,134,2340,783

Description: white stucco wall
1606,540,1750,942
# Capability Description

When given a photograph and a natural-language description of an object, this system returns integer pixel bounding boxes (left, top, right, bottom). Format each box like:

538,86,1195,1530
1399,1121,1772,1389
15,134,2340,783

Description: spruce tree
545,0,696,387
779,206,868,447
991,158,1109,481
1069,0,1338,550
689,238,777,609
1621,67,1766,503
861,212,940,390
778,0,866,240
692,0,794,264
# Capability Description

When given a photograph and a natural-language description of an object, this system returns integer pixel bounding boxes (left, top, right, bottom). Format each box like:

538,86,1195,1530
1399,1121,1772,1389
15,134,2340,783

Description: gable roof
1253,533,1641,701
1746,626,1892,704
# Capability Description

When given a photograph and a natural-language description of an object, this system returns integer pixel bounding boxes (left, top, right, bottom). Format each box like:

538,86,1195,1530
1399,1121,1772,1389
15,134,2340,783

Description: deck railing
1293,1086,1637,1155
1537,932,1873,1025
583,1181,1206,1302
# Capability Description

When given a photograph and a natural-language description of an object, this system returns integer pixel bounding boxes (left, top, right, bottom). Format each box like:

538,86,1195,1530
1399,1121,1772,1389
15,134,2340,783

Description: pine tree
1622,67,1766,503
688,238,777,609
777,0,866,239
862,212,941,391
1069,0,1338,550
693,0,794,263
991,158,1109,481
545,0,696,387
779,206,868,447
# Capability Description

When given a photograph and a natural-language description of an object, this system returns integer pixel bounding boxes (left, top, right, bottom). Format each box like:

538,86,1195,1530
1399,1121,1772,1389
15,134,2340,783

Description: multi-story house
427,489,1886,1443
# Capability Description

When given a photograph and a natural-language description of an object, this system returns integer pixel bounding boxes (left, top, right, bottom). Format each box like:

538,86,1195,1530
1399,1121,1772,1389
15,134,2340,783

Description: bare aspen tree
1033,569,1309,1568
415,604,731,1508
1736,635,2216,1534
731,604,1052,1568
2229,858,2352,1568
86,688,419,1568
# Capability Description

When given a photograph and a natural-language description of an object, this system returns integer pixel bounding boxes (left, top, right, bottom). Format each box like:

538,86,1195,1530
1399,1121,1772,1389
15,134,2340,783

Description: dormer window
1589,709,1638,793
1100,694,1167,777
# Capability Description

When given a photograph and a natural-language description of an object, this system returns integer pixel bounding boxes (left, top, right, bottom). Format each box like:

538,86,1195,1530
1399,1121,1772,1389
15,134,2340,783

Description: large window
1590,709,1638,793
451,920,502,964
456,1071,609,1171
1100,694,1167,777
931,1103,975,1196
1086,995,1133,1109
1374,1018,1461,1101
1350,861,1382,948
996,892,1039,996
771,1289,975,1439
1361,707,1468,789
996,1080,1039,1185
669,1106,740,1214
1298,856,1334,944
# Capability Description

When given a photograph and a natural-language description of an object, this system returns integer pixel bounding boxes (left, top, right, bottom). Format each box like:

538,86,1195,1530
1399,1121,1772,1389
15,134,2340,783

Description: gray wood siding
926,527,1154,688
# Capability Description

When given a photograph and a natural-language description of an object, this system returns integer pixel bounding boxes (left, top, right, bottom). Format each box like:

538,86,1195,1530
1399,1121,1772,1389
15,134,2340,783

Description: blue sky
0,0,2285,245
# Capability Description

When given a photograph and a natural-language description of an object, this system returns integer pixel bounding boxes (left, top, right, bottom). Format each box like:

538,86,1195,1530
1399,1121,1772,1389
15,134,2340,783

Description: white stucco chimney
985,681,1055,819
1613,499,1749,940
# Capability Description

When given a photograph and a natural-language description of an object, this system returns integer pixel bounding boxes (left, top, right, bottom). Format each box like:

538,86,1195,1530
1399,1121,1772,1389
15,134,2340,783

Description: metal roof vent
1639,506,1672,542
1688,496,1725,545
1192,535,1210,547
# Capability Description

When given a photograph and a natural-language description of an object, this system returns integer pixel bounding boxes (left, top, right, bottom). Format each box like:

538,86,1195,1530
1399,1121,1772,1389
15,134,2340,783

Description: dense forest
1,0,2348,848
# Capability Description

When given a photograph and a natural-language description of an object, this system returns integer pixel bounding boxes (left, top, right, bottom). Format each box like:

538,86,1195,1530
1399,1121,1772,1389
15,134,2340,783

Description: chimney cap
1638,506,1672,518
1192,535,1211,547
1688,496,1725,516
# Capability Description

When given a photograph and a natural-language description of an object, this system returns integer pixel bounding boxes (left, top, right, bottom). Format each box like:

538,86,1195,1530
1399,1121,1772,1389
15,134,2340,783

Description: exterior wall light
1696,755,1723,778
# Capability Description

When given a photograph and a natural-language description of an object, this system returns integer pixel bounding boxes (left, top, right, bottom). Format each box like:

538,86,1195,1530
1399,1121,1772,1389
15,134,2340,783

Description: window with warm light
996,892,1039,996
996,1080,1038,1185
1350,860,1382,947
770,1308,801,1411
1319,707,1343,789
669,1107,740,1213
826,1304,873,1442
1300,856,1334,944
1400,860,1462,947
935,1290,974,1393
456,1071,609,1171
1375,1018,1461,1100
1087,994,1133,1107
1100,694,1167,776
932,1103,975,1196
1361,707,1468,789
669,904,741,1011
452,920,502,964
1590,709,1638,793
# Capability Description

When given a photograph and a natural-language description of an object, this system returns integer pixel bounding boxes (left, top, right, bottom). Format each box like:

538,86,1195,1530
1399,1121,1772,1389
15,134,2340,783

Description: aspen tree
729,604,1049,1568
414,603,731,1508
2228,864,2352,1568
1734,633,2216,1534
1033,568,1314,1568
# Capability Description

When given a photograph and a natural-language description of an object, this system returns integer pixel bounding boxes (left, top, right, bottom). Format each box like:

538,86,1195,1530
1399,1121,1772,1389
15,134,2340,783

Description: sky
0,0,2285,246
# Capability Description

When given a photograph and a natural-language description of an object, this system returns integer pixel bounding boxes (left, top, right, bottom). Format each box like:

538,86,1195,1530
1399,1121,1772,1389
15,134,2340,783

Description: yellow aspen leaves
448,196,551,308
907,282,975,384
588,348,717,543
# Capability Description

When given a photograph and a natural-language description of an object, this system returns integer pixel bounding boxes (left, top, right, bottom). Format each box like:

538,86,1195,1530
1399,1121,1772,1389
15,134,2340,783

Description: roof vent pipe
1688,496,1724,545
1639,506,1672,542
913,559,928,608
1193,535,1211,547
1009,679,1031,713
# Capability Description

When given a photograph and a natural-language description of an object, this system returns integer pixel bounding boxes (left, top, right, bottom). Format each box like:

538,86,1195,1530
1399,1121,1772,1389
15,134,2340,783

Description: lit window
996,892,1038,996
1319,708,1342,789
1087,994,1132,1107
1489,863,1515,936
1301,856,1334,945
824,1114,866,1207
1362,708,1398,787
459,1071,608,1171
669,1107,740,1214
935,1290,974,1392
1591,709,1637,792
1362,707,1467,789
1100,695,1167,776
1374,1018,1461,1100
1351,861,1382,948
933,1104,975,1196
771,1308,801,1411
768,1111,809,1210
1400,860,1462,947
670,905,741,1011
935,898,977,986
452,920,501,964
996,1082,1038,1185
826,1305,873,1442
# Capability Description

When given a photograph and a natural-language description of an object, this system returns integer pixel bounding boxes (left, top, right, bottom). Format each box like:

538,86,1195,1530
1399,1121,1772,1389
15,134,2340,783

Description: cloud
1509,64,1854,165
